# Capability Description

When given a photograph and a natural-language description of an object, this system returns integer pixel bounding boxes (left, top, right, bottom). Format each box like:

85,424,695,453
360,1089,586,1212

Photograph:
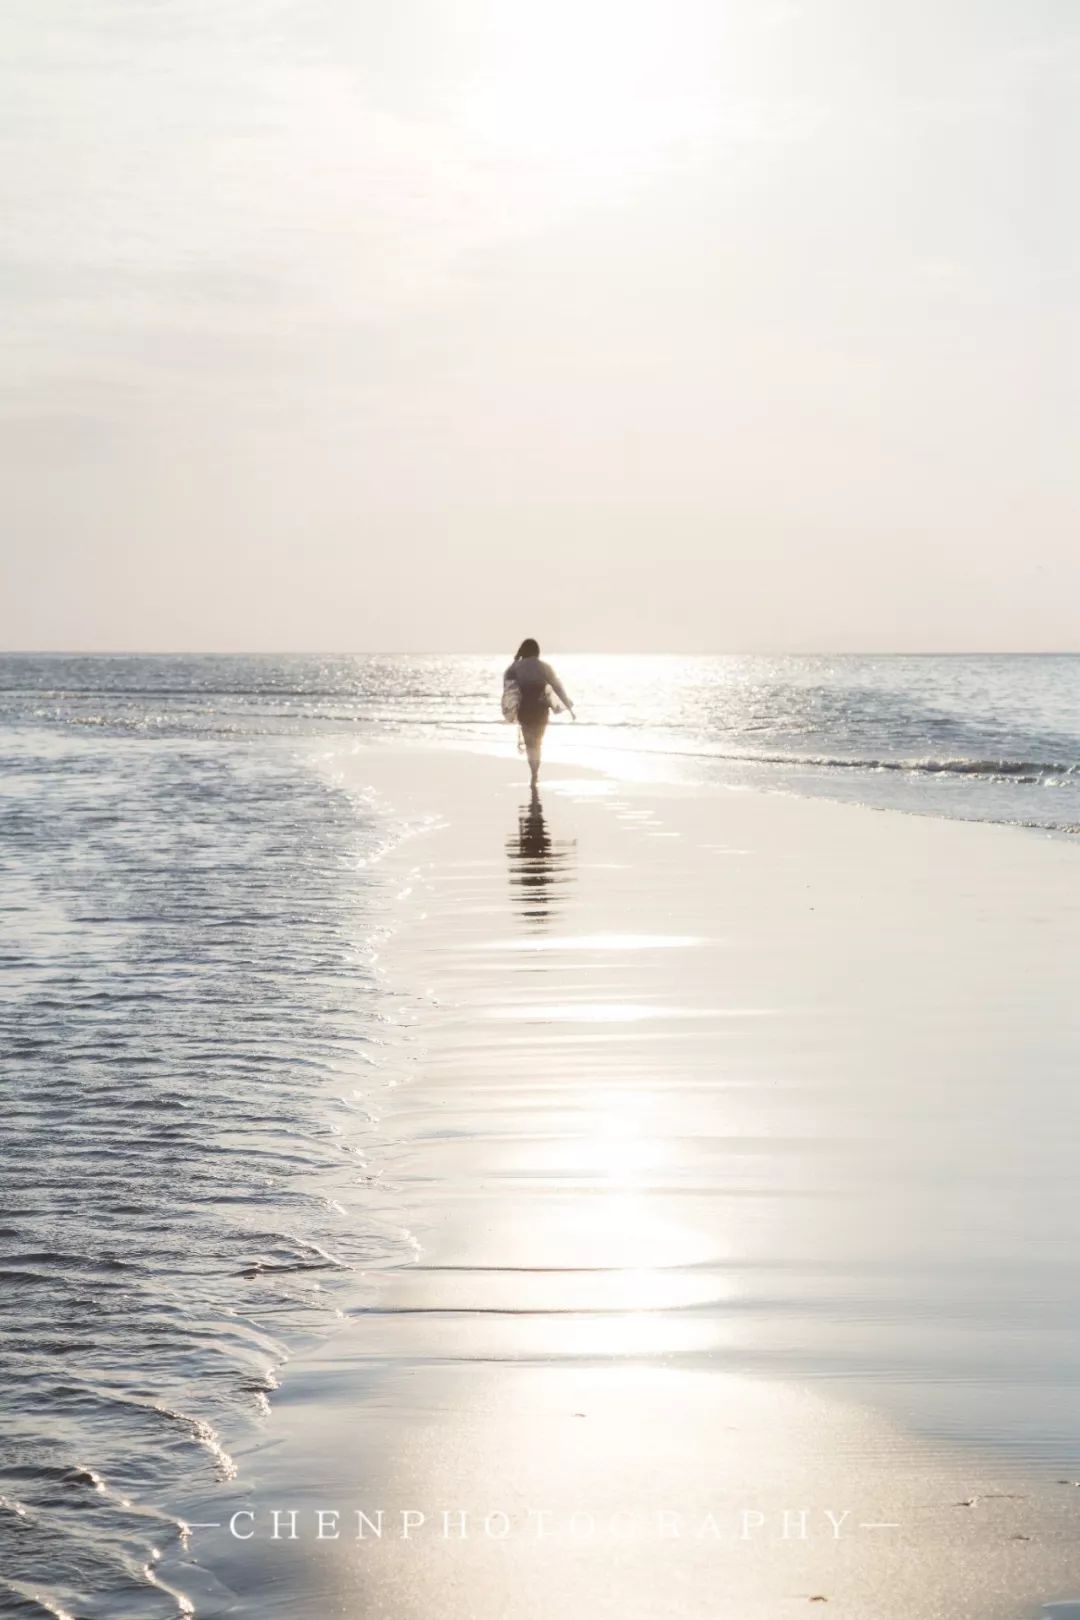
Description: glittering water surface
0,722,419,1617
1,654,1078,1616
3,651,1078,829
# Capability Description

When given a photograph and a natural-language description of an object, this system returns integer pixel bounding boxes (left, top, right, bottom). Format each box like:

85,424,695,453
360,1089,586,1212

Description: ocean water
2,652,1078,830
1,653,1078,1618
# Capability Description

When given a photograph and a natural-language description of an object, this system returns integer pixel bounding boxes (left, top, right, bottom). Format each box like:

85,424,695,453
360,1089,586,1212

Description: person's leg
521,712,547,787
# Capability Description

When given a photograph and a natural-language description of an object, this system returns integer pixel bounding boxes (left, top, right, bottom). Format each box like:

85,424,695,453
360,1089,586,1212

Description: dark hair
515,638,540,659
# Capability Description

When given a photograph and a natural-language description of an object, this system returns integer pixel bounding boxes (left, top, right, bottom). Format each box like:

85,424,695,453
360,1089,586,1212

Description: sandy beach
177,744,1080,1619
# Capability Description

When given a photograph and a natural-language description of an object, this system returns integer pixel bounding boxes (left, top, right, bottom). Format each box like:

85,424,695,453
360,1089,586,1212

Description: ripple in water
0,730,416,1617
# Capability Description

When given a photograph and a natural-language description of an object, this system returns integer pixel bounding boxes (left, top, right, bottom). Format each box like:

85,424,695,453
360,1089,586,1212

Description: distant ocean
3,652,1079,829
2,652,1078,1618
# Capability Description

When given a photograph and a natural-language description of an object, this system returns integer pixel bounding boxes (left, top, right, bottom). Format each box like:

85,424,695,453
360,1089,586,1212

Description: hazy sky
2,0,1077,652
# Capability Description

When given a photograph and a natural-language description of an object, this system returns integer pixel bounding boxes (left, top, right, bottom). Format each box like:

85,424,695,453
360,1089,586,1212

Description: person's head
515,638,540,660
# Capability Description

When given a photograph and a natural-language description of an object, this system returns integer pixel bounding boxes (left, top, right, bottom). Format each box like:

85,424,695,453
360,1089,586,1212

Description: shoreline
180,743,1080,1618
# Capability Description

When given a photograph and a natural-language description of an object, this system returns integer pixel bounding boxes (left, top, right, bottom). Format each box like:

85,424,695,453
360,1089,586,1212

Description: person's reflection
506,789,576,925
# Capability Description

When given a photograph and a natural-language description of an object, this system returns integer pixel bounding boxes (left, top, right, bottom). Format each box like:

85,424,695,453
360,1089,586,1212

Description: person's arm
543,663,574,713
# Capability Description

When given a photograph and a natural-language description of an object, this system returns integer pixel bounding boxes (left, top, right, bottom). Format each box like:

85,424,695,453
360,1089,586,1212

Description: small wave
60,1466,110,1493
0,1582,78,1620
5,1250,135,1273
150,1405,239,1481
140,1562,196,1618
596,743,1080,782
809,754,1078,779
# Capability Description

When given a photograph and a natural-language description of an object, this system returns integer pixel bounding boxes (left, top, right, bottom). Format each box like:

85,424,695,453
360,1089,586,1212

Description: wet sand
184,745,1080,1619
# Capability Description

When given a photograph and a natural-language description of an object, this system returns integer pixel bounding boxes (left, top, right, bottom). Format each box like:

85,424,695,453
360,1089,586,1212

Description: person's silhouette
502,639,574,790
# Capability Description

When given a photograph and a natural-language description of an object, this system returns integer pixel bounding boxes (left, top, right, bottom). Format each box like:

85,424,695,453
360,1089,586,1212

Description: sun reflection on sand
494,788,730,1352
477,932,706,952
490,1092,731,1357
486,1002,769,1021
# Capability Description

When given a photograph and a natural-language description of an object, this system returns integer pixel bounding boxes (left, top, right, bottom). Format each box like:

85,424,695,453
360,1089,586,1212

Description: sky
1,0,1077,653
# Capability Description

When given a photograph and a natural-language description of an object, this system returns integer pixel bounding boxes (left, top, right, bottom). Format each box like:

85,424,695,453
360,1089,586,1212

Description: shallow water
0,728,423,1616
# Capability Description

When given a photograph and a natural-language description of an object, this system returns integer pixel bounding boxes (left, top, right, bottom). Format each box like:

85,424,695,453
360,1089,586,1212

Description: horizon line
0,648,1078,660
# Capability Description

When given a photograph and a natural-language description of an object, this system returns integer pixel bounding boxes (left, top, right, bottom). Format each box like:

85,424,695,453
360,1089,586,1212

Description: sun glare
460,0,719,178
